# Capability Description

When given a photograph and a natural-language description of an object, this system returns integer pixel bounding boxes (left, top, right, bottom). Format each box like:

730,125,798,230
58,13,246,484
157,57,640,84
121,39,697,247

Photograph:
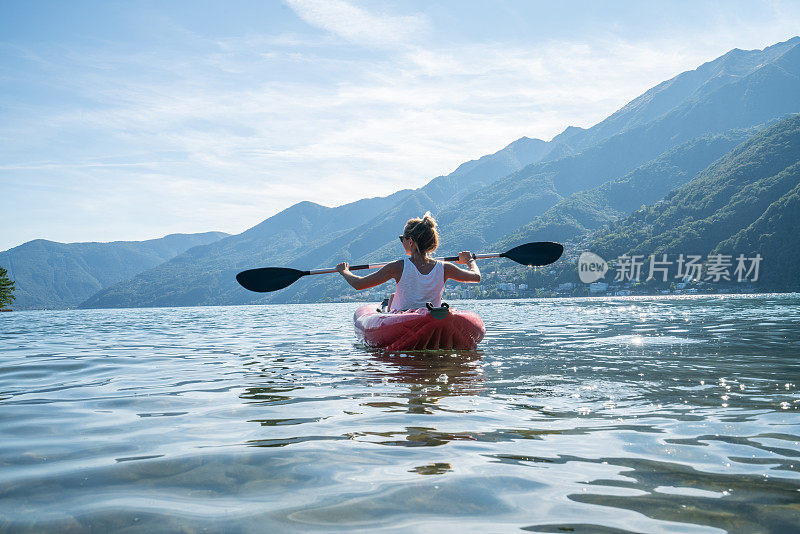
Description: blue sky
2,0,799,250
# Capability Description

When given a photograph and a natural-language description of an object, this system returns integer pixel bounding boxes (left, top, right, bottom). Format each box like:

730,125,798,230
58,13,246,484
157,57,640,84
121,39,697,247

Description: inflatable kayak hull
354,304,485,351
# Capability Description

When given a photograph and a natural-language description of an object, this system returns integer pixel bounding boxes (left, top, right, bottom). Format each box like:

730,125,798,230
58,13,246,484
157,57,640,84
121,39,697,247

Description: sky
1,0,799,251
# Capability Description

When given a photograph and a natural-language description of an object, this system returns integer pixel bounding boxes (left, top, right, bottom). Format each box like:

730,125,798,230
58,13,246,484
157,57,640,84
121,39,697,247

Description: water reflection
240,381,304,403
370,349,486,396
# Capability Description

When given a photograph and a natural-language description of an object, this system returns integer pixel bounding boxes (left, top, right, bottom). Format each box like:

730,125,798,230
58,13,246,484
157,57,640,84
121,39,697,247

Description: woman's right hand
336,262,349,274
457,251,474,264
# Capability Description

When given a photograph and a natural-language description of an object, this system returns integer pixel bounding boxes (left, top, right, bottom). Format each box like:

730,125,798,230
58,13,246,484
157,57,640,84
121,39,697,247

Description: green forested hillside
0,232,228,309
586,114,800,289
716,182,800,289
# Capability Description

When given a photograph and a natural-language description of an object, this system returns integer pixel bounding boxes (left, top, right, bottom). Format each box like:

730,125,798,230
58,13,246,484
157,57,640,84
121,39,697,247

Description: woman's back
390,258,445,311
336,212,480,307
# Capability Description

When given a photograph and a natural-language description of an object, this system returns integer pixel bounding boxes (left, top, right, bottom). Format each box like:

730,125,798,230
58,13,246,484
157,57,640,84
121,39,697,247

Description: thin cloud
284,0,430,48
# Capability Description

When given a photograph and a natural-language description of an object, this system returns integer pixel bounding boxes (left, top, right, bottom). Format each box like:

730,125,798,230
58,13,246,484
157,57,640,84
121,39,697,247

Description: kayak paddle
236,241,564,293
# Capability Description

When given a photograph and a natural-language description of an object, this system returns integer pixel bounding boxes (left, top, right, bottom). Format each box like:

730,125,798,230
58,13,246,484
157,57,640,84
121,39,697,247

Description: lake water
1,295,798,533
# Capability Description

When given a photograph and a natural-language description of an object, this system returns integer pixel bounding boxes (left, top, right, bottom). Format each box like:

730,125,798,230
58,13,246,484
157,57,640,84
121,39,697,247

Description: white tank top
390,258,445,311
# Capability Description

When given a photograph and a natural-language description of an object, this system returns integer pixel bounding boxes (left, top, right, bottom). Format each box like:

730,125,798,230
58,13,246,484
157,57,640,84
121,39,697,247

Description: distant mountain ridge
81,136,553,308
0,232,228,309
62,36,800,307
538,36,800,161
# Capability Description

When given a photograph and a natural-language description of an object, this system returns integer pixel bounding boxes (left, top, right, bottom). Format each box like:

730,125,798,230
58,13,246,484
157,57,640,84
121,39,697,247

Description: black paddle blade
502,242,564,266
236,267,307,293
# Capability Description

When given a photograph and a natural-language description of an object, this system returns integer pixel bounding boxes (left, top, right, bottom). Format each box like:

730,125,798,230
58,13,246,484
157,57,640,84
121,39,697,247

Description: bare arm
444,251,481,283
336,260,401,290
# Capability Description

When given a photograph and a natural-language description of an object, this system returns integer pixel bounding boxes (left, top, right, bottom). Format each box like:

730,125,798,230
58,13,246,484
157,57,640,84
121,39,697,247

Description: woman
336,212,481,311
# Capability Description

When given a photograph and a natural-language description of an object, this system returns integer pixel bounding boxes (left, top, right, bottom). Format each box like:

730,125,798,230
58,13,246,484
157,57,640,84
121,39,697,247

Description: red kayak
354,303,485,351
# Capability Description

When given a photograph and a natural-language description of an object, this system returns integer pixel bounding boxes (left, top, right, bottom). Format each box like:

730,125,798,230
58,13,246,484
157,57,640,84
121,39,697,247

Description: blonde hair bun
403,212,440,254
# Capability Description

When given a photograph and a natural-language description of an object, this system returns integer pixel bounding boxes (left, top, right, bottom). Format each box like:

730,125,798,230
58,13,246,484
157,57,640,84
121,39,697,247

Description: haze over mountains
5,36,800,309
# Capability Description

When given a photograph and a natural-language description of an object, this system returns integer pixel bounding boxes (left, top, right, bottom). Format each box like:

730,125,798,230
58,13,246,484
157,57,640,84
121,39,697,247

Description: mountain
434,38,800,252
0,232,228,309
82,37,800,308
587,113,800,290
81,136,550,308
278,38,800,303
498,123,771,247
538,36,800,161
716,182,800,290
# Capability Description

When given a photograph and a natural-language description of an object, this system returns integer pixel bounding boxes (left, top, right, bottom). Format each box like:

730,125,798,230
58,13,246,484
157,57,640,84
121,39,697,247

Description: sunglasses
398,235,406,242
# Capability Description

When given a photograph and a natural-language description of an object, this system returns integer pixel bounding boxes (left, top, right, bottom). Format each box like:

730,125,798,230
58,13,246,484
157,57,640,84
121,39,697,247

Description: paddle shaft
235,242,562,293
307,252,497,275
